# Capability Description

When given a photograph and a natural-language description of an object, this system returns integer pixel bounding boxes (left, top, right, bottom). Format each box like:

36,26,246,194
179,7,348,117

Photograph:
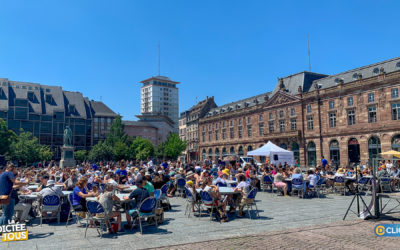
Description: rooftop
140,75,180,84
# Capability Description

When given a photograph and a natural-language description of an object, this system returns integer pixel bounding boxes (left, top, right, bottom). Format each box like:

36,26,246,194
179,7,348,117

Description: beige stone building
199,57,400,167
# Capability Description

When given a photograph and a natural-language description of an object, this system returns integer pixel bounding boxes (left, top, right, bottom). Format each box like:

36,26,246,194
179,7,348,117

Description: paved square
3,193,397,249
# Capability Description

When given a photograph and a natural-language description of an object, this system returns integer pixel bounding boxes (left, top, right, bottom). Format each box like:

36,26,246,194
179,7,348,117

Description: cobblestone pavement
155,216,400,250
3,192,400,249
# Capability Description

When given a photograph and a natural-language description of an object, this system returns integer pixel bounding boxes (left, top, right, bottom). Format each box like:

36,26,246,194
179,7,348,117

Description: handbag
0,194,11,205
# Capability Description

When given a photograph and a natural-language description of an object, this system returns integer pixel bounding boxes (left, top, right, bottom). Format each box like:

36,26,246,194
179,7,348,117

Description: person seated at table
282,166,291,179
115,161,128,184
215,169,229,187
35,175,50,192
98,183,123,232
202,177,228,222
362,166,372,176
123,176,149,229
292,168,303,180
185,180,200,212
152,172,164,190
167,169,185,197
63,171,79,191
107,173,130,192
72,177,97,212
143,173,155,197
15,188,33,223
306,169,318,191
273,167,288,197
38,179,64,220
234,174,253,217
377,165,389,178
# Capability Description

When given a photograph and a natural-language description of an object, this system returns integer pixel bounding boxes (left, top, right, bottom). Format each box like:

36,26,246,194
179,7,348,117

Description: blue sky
1,1,399,120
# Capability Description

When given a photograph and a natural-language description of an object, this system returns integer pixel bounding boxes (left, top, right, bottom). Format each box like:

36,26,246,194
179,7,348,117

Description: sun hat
47,180,56,186
186,180,193,186
186,171,195,178
222,169,230,176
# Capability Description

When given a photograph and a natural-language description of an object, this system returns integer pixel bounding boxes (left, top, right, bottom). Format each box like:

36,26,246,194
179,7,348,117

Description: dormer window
45,94,53,104
28,92,35,102
373,68,379,75
352,73,359,80
69,104,76,114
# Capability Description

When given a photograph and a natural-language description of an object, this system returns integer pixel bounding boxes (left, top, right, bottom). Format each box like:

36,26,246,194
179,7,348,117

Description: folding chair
85,200,108,238
176,178,186,197
244,188,260,219
40,195,61,226
86,183,93,191
380,178,392,193
291,178,305,198
199,191,220,222
154,189,162,208
66,193,83,227
262,175,274,192
334,176,346,195
357,177,371,194
129,197,158,234
160,184,171,209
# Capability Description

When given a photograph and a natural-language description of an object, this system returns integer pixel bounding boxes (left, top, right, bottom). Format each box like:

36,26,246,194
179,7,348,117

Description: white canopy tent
247,141,295,165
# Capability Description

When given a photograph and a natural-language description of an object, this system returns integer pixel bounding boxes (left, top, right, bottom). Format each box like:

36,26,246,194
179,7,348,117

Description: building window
269,112,273,120
259,123,264,136
291,118,297,131
202,132,205,142
329,112,336,127
268,121,274,133
279,110,284,118
307,116,313,130
208,131,212,141
392,103,400,120
238,119,242,125
368,106,377,123
215,130,219,141
329,100,335,109
238,126,243,138
247,117,251,124
259,115,263,122
247,125,252,137
279,121,285,132
291,108,295,116
215,123,218,129
392,88,399,99
230,127,234,139
27,92,35,102
368,93,375,103
307,104,312,113
222,121,225,128
222,128,226,140
347,97,354,106
347,109,355,125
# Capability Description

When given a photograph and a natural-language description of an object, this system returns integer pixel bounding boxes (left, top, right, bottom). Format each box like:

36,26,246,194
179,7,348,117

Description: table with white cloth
27,185,39,191
118,185,137,193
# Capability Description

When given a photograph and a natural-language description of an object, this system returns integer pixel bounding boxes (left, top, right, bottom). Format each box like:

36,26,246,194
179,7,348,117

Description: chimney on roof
279,78,285,90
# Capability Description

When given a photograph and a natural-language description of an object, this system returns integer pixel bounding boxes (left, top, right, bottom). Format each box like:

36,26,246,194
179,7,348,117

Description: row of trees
82,115,186,162
0,115,186,164
0,119,53,165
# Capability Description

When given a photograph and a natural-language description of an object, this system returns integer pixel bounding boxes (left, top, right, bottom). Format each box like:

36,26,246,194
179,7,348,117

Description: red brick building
199,57,400,167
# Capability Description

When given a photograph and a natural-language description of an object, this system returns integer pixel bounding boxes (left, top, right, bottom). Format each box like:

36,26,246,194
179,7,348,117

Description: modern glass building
0,78,116,158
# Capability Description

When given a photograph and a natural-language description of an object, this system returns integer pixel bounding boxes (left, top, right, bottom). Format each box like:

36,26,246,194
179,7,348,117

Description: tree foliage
39,145,53,162
88,141,114,161
130,137,154,160
7,131,43,165
114,140,130,160
75,150,88,162
106,114,127,146
0,118,16,155
157,133,186,160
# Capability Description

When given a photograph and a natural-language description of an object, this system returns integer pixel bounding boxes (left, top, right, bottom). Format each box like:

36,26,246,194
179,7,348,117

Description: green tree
88,141,114,161
75,150,88,162
114,140,130,160
163,133,186,160
130,137,154,160
106,114,127,146
8,131,41,165
0,118,16,155
39,145,53,161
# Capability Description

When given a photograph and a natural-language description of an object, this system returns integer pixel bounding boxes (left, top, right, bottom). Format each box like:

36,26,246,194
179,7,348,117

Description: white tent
247,141,295,165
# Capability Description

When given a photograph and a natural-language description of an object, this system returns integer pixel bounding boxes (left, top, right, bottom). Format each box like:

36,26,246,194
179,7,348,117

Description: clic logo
375,224,400,237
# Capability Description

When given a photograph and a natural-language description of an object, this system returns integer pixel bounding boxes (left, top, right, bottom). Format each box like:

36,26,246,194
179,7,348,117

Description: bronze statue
63,126,73,146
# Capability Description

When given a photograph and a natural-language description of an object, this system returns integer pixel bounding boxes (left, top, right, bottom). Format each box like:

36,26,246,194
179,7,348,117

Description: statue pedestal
60,146,76,168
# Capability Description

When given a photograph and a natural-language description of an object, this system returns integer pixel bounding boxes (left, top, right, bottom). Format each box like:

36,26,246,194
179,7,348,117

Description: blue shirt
72,186,87,206
321,158,328,167
0,171,14,195
161,162,168,169
115,168,127,177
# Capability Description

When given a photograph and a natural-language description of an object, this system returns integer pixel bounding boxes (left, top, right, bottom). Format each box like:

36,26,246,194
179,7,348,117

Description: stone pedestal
60,146,76,168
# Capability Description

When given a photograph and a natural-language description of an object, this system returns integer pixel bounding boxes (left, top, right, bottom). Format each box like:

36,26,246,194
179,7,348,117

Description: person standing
0,165,27,225
321,156,328,168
